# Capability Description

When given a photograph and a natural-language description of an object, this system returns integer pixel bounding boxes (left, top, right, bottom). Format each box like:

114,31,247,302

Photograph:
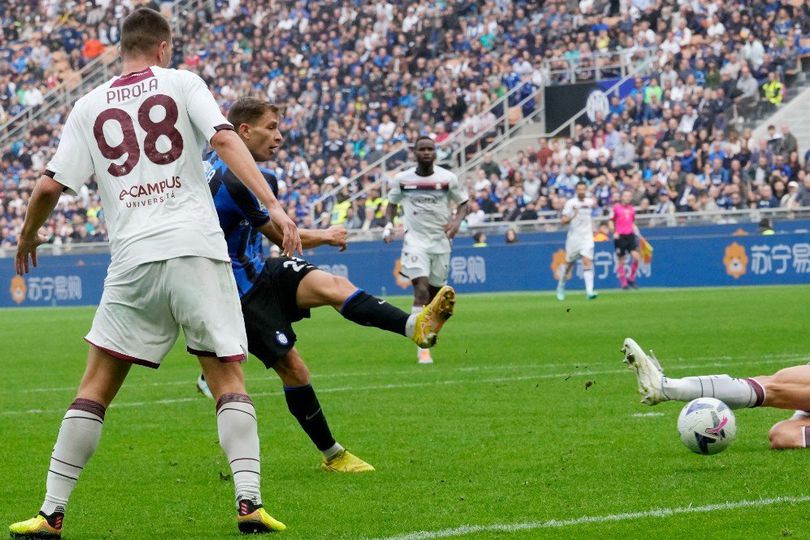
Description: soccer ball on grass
677,397,736,455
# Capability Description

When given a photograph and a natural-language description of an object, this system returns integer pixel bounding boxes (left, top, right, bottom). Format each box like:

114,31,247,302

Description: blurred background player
9,9,296,538
198,98,455,472
384,137,469,364
610,190,641,290
623,337,810,450
556,181,598,301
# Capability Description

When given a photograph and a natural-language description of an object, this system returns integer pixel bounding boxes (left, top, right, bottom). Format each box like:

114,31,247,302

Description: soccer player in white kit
383,137,467,364
556,181,598,301
10,8,299,538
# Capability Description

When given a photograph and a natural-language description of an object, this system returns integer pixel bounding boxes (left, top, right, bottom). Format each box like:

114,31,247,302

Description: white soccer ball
677,397,736,455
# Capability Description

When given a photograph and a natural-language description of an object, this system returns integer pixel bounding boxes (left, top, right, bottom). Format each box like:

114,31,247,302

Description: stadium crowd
2,0,810,247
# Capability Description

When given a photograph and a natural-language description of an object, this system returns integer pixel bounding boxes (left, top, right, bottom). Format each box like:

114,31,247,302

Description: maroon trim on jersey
85,338,158,369
110,67,154,88
44,169,55,178
188,347,246,364
214,124,235,132
400,182,450,191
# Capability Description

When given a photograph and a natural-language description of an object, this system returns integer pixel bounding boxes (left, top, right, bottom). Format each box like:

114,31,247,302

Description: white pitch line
631,412,665,418
4,355,809,417
377,495,810,540
17,352,808,394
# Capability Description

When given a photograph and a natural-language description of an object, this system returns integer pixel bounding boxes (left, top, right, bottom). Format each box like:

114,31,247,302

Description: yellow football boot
9,513,62,539
320,450,375,473
237,500,286,534
412,285,455,348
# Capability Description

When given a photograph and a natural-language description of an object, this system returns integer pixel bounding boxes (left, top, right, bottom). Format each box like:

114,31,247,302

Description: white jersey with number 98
46,66,232,275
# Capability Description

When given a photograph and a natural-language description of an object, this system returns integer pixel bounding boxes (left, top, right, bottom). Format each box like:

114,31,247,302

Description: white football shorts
399,247,450,287
85,256,247,368
565,240,595,263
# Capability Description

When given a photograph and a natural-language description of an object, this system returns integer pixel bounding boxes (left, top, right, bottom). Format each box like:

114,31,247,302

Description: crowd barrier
2,221,808,308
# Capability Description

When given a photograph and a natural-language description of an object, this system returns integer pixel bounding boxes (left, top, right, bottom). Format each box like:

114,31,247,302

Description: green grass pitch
1,285,809,539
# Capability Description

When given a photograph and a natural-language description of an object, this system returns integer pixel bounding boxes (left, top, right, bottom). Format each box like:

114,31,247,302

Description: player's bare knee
275,349,310,386
768,422,804,450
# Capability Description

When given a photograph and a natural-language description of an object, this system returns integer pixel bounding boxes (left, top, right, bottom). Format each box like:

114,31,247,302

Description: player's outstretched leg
10,346,130,540
296,270,454,349
200,358,285,534
275,348,374,473
622,338,772,409
767,411,810,450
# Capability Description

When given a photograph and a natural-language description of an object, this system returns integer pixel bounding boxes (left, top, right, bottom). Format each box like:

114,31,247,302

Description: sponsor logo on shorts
275,331,289,346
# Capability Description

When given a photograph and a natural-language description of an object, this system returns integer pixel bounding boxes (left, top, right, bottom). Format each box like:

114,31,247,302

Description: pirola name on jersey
105,77,158,104
119,176,182,200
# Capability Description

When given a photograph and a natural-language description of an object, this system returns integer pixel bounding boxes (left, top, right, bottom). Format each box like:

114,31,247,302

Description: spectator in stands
505,228,518,244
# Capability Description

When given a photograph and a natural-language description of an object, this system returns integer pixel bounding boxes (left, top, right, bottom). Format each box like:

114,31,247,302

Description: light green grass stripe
379,495,810,540
4,354,808,417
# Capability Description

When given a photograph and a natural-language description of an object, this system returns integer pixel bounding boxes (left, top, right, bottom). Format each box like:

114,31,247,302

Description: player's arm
560,202,577,225
608,207,617,238
15,175,63,275
382,195,399,244
211,130,301,255
18,105,93,275
444,173,470,239
258,222,347,251
183,71,301,255
443,200,469,239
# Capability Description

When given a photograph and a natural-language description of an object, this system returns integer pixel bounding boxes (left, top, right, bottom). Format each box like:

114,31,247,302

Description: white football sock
41,399,106,516
217,394,262,507
411,306,427,353
404,314,417,339
557,265,567,289
583,268,594,295
662,375,765,409
322,442,345,460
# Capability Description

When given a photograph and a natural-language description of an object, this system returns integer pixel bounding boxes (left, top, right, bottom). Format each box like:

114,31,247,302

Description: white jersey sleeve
448,172,468,204
46,106,95,195
562,198,577,219
387,174,404,205
182,71,232,142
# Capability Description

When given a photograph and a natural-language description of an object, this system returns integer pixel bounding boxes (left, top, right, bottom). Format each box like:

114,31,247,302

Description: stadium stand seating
2,0,810,248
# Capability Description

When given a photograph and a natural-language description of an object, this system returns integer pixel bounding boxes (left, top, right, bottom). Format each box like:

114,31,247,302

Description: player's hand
325,226,348,251
382,222,394,244
443,220,461,240
270,209,302,256
613,232,619,240
15,233,47,275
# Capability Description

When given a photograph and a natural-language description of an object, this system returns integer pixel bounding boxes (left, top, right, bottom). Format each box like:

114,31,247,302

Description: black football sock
284,384,340,456
340,289,410,336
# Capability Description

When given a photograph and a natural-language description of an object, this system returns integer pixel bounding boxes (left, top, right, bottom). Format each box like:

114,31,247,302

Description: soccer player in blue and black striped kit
200,97,456,472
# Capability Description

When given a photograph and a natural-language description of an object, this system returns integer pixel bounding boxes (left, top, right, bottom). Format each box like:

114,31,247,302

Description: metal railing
309,77,544,226
541,46,658,85
0,48,119,150
0,0,207,151
3,207,806,257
